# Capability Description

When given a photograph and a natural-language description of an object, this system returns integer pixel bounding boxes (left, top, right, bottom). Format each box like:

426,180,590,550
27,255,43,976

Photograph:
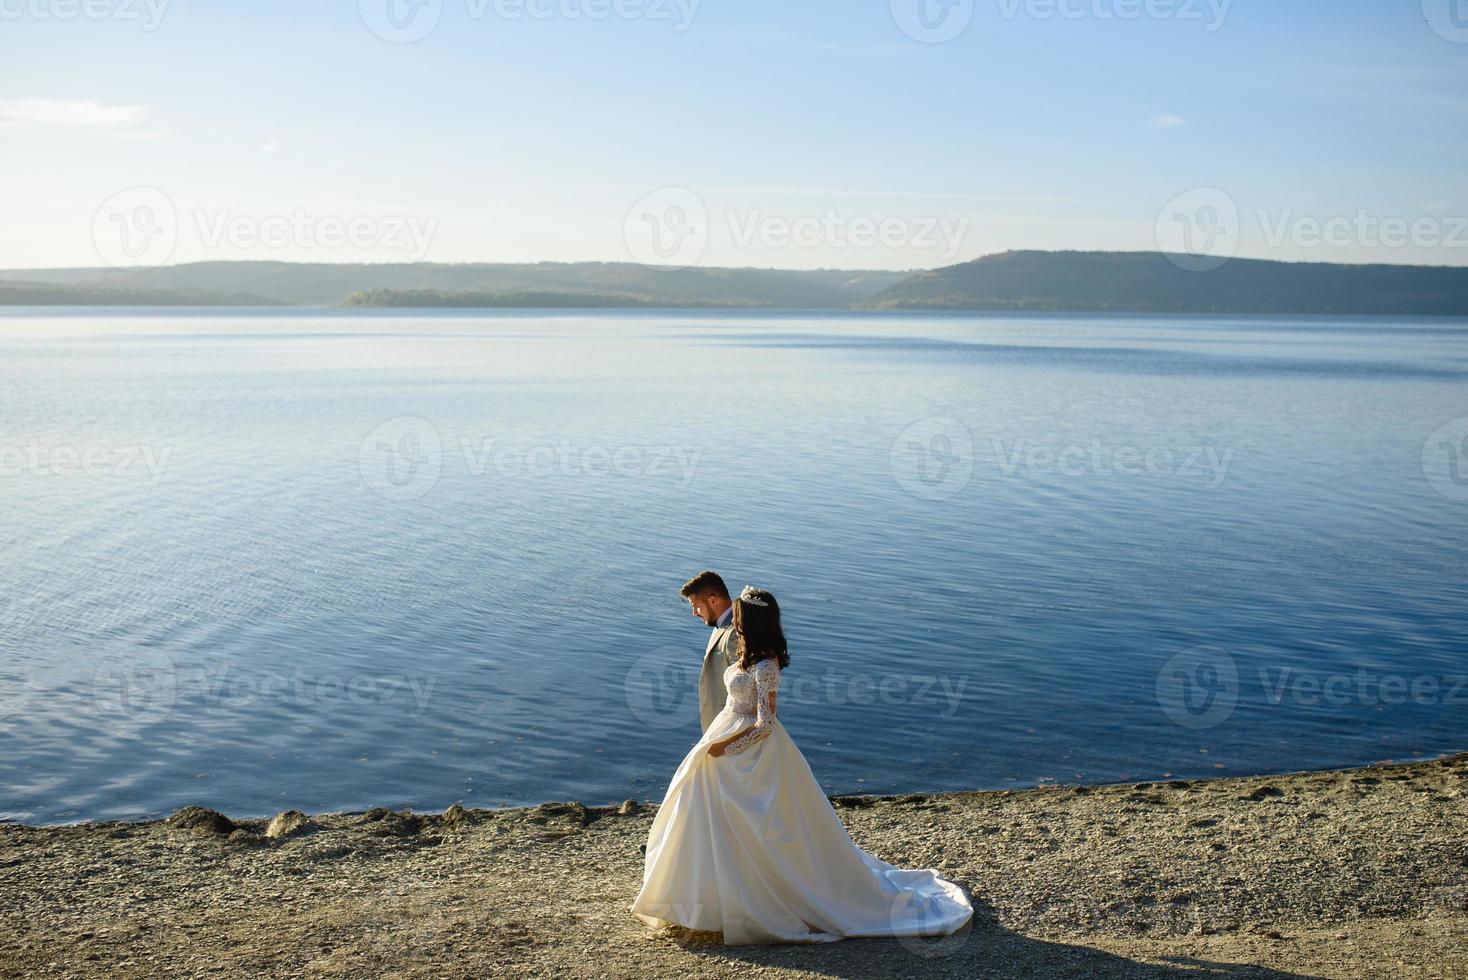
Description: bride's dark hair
732,588,790,671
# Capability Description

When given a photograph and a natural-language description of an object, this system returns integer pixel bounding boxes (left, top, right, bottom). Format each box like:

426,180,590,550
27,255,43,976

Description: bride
630,586,974,945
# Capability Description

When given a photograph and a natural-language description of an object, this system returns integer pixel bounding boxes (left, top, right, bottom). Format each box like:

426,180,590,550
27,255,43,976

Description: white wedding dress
630,657,974,945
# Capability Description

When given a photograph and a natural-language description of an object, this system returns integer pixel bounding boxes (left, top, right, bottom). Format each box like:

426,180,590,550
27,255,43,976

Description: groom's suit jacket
698,617,741,733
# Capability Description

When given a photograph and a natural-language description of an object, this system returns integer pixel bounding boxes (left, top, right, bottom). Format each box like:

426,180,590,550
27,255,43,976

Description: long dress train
630,657,974,945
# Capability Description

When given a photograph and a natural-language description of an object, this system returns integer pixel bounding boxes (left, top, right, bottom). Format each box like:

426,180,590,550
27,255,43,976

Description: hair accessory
738,585,768,607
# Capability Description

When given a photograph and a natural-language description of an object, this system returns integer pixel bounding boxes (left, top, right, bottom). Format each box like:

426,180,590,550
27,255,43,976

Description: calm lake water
1,308,1465,825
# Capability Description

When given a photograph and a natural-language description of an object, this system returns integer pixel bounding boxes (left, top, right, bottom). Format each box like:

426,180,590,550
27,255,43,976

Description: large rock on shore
164,805,235,835
265,810,312,839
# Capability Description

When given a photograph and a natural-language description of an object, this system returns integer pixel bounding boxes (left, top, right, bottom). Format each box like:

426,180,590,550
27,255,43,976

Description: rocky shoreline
2,754,1464,978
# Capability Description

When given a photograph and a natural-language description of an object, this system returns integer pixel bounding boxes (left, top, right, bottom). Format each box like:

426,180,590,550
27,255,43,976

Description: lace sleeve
723,659,779,755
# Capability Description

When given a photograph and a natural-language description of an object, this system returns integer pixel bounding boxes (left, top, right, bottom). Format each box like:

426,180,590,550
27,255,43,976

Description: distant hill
342,289,766,308
6,253,1468,314
0,281,285,306
0,261,909,309
859,251,1468,315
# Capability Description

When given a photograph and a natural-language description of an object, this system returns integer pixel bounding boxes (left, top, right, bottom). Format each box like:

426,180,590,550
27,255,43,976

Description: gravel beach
1,753,1464,979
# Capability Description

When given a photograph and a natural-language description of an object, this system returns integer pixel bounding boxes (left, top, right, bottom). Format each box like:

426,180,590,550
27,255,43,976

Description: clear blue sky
4,0,1467,269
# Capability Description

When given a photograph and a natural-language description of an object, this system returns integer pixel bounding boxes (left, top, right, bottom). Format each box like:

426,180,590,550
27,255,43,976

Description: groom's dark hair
679,570,729,600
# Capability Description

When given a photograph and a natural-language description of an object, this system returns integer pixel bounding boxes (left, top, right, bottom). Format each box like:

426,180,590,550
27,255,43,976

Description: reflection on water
1,308,1465,824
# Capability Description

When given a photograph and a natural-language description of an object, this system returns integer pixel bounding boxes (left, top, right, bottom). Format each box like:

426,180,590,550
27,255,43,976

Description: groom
680,570,740,733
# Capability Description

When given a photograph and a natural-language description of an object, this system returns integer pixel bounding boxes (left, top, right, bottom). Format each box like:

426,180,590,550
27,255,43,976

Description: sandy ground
1,753,1464,979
